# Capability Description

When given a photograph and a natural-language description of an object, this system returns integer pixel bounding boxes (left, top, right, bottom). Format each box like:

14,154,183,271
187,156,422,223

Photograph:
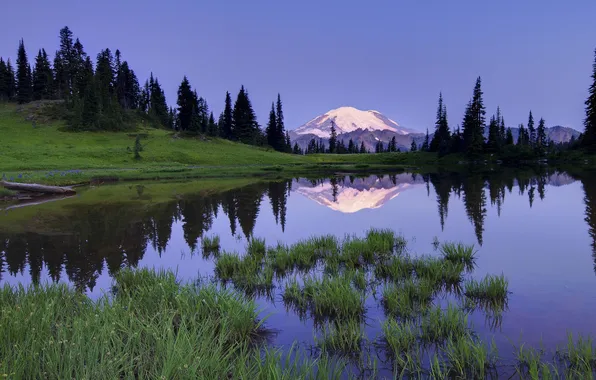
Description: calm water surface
1,169,596,373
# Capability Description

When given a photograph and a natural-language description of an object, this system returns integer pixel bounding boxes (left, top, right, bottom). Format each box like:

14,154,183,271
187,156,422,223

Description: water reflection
1,169,594,290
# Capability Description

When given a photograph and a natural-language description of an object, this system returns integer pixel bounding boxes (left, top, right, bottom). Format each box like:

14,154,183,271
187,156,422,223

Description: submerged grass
202,235,221,257
442,335,498,379
0,269,350,379
440,242,477,271
420,304,470,343
465,274,509,306
317,320,365,356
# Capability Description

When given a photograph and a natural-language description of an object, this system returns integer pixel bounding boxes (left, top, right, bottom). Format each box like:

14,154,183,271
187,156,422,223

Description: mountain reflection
1,169,593,290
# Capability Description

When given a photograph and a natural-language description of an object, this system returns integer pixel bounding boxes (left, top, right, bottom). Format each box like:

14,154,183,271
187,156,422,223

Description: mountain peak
293,106,417,138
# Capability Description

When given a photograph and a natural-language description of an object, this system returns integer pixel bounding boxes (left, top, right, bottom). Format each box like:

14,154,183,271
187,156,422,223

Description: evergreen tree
462,77,486,156
275,94,286,151
208,112,218,136
149,74,169,127
499,112,506,146
176,76,193,131
527,111,535,147
583,48,596,150
421,129,430,151
0,58,7,101
266,102,277,148
232,85,259,144
486,113,501,153
337,139,346,154
347,138,355,153
389,136,397,152
168,107,176,130
375,141,384,153
536,117,547,153
16,39,32,104
328,121,338,153
450,125,463,153
293,143,302,155
359,141,366,154
517,123,528,146
6,59,16,101
54,26,75,98
32,49,53,100
430,92,450,153
285,131,291,152
410,140,417,152
505,127,514,145
221,91,233,139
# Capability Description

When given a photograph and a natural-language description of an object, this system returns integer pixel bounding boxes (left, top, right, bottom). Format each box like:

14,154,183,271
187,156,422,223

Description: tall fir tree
6,59,16,101
583,48,596,150
410,140,417,152
430,92,450,154
176,76,194,131
389,136,397,152
536,117,547,153
421,129,430,151
348,138,355,153
0,58,7,101
54,26,75,98
275,94,286,151
527,111,535,147
16,39,32,104
462,76,486,156
293,142,302,155
498,112,506,146
328,121,338,153
208,112,218,136
359,141,366,154
265,102,277,149
505,127,514,145
220,91,233,139
32,49,53,100
486,112,501,153
232,85,259,144
147,74,169,127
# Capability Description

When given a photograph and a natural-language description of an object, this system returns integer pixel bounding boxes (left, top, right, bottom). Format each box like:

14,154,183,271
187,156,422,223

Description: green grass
442,335,498,379
201,235,221,257
317,320,365,356
382,279,435,318
440,242,477,271
0,102,440,186
0,187,16,197
1,268,350,379
464,274,509,306
382,319,419,356
559,333,596,376
420,304,470,343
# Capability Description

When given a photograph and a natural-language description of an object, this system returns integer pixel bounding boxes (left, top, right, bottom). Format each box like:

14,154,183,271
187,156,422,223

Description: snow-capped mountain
294,174,425,213
293,106,418,138
290,106,423,152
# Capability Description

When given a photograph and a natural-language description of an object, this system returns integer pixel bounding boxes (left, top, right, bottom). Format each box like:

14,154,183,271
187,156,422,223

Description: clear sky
1,0,594,132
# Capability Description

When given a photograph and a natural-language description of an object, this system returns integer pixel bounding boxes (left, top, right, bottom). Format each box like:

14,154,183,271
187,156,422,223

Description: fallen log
0,181,76,195
0,194,76,211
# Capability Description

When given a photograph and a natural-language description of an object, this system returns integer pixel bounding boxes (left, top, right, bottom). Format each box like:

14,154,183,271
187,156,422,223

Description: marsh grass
382,279,435,319
515,344,552,379
317,320,365,356
557,333,596,376
440,242,477,271
443,335,498,379
375,256,413,282
202,235,221,257
0,269,343,379
465,274,509,306
382,319,419,356
420,304,470,343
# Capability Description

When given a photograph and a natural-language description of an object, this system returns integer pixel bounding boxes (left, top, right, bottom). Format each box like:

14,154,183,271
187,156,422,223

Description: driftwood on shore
0,181,76,195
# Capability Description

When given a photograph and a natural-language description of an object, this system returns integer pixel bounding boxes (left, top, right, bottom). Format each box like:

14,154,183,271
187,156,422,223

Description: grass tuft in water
464,274,509,306
317,320,364,356
375,256,413,282
557,333,596,376
382,278,434,319
442,335,498,379
382,319,418,355
420,304,469,343
202,235,221,257
247,237,267,258
365,228,398,257
440,242,477,271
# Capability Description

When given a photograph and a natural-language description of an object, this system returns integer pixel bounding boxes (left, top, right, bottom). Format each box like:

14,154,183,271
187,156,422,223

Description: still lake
1,168,596,373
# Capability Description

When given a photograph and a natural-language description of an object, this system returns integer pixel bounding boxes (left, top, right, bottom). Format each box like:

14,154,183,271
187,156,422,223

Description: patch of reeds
283,274,365,322
440,242,477,271
382,278,434,318
442,335,498,379
557,333,596,376
464,274,509,306
202,235,221,257
514,344,553,379
374,256,414,282
317,320,364,356
365,228,399,258
420,304,469,343
382,319,418,355
0,269,338,379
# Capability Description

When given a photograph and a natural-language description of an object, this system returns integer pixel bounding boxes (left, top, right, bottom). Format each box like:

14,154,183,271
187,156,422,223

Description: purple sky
1,0,594,132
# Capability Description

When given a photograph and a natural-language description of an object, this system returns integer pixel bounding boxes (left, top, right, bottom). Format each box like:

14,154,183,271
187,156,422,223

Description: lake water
1,168,596,376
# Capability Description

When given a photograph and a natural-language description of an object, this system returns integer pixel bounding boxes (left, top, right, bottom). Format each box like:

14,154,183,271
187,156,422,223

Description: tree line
0,26,294,153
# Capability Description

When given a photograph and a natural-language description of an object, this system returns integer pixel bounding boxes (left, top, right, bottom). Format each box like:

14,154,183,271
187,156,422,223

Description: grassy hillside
0,102,441,185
